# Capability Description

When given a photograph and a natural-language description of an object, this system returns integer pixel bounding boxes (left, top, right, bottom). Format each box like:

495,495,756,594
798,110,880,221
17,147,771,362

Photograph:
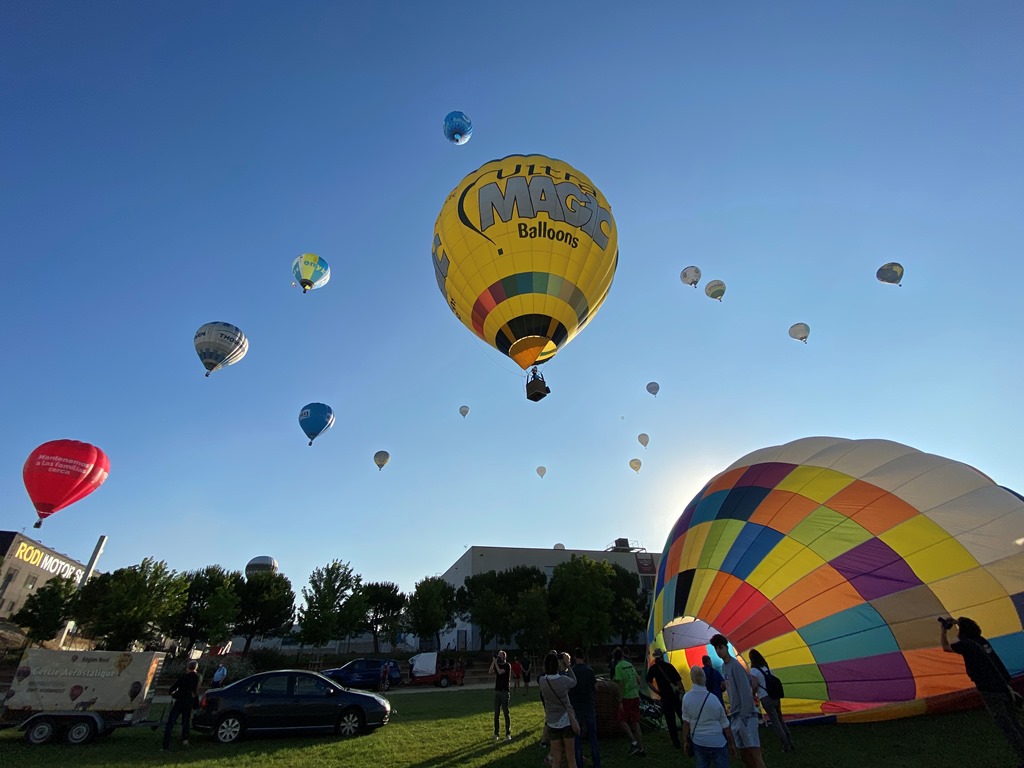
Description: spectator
211,663,228,689
522,653,533,695
489,650,512,741
710,634,766,768
701,655,725,708
612,647,645,757
569,647,602,768
747,649,793,752
512,656,523,693
646,647,684,749
539,651,578,768
162,660,200,751
682,665,735,768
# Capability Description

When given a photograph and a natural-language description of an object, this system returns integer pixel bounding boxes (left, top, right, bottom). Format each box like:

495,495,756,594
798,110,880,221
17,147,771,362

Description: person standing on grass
162,660,200,750
682,665,736,768
747,649,793,752
512,656,523,693
710,634,766,768
570,647,602,768
539,650,578,768
941,616,1024,765
645,647,684,749
522,653,533,695
612,647,645,757
702,654,725,708
211,662,228,689
489,649,512,741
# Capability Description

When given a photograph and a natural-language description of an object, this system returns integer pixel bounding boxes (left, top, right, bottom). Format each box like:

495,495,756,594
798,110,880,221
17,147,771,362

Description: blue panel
800,604,898,664
992,631,1024,676
691,490,729,526
729,526,786,581
719,486,772,522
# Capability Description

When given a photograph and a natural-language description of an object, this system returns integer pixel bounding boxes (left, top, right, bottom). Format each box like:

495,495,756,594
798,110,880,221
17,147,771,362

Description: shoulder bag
685,692,711,757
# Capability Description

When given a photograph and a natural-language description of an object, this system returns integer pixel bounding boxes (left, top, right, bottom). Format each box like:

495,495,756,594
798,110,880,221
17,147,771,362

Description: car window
247,674,289,695
294,674,333,696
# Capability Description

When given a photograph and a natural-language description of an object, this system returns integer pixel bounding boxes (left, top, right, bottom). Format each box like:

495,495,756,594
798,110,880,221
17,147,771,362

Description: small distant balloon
194,322,248,377
705,280,726,301
292,253,331,293
646,382,660,397
298,403,335,446
443,111,473,145
638,433,649,448
680,266,701,287
246,556,278,579
789,323,810,343
374,450,390,471
69,685,84,702
129,681,142,701
536,466,546,479
876,262,904,286
459,405,470,418
629,458,642,473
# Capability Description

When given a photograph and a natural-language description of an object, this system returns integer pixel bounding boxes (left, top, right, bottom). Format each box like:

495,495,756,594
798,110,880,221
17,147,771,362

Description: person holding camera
539,651,578,768
940,616,1024,763
489,649,512,741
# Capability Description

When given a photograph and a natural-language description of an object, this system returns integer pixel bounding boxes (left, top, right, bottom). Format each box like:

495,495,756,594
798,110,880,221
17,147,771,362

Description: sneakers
181,740,189,747
494,734,500,741
636,748,647,758
627,741,641,755
506,733,513,741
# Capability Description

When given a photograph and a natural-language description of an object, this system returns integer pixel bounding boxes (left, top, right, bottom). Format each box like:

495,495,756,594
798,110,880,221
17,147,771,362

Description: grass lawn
0,688,1015,768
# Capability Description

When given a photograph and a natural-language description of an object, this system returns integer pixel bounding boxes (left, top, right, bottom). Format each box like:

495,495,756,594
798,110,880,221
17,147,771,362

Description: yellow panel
879,514,947,555
754,631,816,668
689,568,719,617
930,567,1023,636
749,540,826,599
680,523,712,572
699,519,745,570
903,538,979,582
774,466,855,503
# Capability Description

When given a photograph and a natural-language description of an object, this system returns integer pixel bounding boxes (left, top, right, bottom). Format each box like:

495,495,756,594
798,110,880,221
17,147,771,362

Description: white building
438,538,658,651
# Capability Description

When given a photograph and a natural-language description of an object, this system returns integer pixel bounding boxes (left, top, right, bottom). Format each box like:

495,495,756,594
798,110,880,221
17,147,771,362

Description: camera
938,617,956,630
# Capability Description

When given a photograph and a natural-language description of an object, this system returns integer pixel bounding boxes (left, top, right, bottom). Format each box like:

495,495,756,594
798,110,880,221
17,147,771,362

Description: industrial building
0,531,89,619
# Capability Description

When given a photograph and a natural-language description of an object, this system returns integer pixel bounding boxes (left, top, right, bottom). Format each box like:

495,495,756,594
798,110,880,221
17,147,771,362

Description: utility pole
57,534,107,649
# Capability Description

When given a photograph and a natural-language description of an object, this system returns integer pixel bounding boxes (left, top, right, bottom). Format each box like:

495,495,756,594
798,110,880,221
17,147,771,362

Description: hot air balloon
537,466,547,479
443,111,473,145
23,440,110,528
876,262,904,286
789,323,810,343
459,405,470,418
69,685,84,702
298,403,335,446
705,280,726,301
292,253,331,293
194,322,248,377
432,155,619,398
638,433,650,448
680,266,701,288
647,382,660,397
649,436,1024,723
374,450,390,471
629,458,642,473
245,556,279,579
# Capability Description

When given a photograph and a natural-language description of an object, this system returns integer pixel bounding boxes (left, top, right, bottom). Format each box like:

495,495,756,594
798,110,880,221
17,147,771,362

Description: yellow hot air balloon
432,155,618,372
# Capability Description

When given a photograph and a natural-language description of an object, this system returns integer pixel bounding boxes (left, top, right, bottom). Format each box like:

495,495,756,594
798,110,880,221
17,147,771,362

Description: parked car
322,658,403,691
192,670,390,744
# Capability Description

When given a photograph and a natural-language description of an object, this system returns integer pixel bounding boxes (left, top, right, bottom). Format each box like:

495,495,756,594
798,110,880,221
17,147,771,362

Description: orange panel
666,535,687,577
772,564,864,628
903,648,972,699
699,571,745,624
706,467,748,496
825,480,919,535
747,490,821,533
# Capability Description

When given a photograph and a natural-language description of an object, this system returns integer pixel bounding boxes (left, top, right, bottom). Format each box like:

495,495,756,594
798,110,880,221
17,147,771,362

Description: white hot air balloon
646,382,660,397
789,323,810,343
680,266,701,287
373,450,390,471
536,466,547,479
629,458,642,473
459,405,470,418
194,322,249,377
638,433,649,448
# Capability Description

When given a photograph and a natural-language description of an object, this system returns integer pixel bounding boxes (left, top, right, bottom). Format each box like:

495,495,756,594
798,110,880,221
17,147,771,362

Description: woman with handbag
539,650,579,768
682,666,736,768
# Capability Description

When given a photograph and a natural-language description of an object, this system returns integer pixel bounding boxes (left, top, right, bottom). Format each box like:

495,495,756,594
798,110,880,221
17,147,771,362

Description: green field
0,689,1013,768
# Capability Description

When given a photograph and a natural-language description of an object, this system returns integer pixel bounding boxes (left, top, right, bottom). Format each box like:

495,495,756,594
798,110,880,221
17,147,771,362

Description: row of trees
11,554,647,654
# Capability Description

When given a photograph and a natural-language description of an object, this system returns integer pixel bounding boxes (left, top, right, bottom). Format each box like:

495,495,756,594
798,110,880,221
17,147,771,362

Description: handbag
542,676,580,735
685,693,711,757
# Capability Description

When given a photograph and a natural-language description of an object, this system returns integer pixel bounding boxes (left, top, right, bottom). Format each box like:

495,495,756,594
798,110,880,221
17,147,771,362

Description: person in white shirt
682,666,736,768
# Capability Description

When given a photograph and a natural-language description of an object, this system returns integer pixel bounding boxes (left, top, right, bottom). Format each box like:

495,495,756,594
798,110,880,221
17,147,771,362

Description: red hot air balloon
69,684,84,702
23,440,110,528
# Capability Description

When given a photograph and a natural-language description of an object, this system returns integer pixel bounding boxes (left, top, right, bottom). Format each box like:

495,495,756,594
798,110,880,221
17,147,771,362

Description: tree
11,576,79,646
234,571,296,655
166,566,243,652
363,581,407,654
547,555,615,649
407,576,457,650
202,583,241,646
297,560,365,647
456,571,505,650
608,563,647,646
512,585,552,654
73,558,189,650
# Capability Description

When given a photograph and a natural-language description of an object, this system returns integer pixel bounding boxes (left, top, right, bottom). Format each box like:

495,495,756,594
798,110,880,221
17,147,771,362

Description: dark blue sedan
322,658,403,691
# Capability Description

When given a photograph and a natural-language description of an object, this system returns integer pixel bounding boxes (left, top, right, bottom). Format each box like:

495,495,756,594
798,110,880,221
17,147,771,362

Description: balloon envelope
194,322,248,377
374,450,390,470
292,253,331,292
638,433,650,448
649,436,1024,723
298,403,335,445
246,556,278,579
680,266,701,287
536,466,546,478
443,111,473,145
705,280,726,300
629,458,642,473
789,323,810,343
459,405,470,418
646,382,660,397
876,262,904,285
432,154,618,370
23,440,110,526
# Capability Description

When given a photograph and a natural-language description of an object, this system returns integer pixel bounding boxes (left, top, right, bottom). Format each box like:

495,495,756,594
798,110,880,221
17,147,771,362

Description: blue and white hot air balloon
443,111,473,145
194,322,249,377
291,253,331,293
298,402,335,446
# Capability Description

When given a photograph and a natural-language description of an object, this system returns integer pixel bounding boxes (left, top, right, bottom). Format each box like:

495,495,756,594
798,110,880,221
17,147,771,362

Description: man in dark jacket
941,615,1023,764
702,654,725,707
570,648,602,768
162,660,200,750
645,648,684,749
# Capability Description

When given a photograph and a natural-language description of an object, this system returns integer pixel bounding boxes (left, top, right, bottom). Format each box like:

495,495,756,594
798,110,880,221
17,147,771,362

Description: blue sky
2,1,1022,598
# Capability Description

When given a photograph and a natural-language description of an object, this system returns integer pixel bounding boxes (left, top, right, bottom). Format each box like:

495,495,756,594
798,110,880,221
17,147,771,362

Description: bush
248,647,289,672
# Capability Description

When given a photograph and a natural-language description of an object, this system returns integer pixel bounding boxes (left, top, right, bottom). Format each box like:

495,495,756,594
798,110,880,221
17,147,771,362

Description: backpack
761,666,785,699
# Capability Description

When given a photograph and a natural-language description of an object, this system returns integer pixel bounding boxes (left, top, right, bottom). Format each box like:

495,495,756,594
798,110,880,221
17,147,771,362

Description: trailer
407,652,464,688
1,649,165,745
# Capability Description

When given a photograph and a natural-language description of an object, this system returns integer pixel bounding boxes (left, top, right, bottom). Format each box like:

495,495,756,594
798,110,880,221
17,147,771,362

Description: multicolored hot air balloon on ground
23,440,110,528
443,111,473,145
194,322,248,377
877,262,904,286
649,436,1024,723
432,155,618,395
298,403,335,446
292,253,331,293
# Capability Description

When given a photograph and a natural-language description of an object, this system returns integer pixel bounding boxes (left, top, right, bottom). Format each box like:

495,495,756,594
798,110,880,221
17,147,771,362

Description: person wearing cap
646,647,684,749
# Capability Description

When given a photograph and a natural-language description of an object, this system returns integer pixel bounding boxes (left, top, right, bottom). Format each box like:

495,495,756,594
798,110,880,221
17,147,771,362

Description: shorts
547,724,575,739
731,714,761,749
523,673,531,683
617,697,641,724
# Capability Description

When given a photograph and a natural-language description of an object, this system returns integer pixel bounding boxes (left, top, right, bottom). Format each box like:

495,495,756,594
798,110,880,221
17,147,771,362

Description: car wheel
336,708,365,738
215,714,245,744
65,719,97,745
439,676,450,688
25,718,58,745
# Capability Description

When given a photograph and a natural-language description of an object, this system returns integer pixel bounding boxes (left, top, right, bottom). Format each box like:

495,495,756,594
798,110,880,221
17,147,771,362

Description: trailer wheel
215,714,245,744
439,675,450,688
25,718,57,745
65,719,97,745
